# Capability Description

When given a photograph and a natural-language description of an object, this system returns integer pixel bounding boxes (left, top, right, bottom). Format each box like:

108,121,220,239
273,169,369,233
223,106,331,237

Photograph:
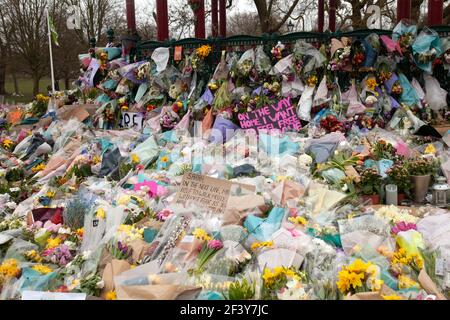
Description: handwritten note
237,97,302,133
175,173,255,215
120,112,145,130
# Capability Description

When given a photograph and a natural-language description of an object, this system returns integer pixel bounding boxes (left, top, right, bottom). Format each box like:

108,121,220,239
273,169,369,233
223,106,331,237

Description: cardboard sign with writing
120,112,145,130
175,173,256,215
238,96,302,133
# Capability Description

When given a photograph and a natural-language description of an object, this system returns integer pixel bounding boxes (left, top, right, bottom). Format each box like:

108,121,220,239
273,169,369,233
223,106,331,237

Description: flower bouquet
337,259,383,297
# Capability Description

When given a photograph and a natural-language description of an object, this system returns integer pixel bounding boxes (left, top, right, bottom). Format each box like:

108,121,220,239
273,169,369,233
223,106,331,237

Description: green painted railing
136,26,450,63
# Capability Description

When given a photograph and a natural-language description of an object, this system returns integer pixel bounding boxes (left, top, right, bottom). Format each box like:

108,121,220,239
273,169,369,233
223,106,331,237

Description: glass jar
432,176,449,208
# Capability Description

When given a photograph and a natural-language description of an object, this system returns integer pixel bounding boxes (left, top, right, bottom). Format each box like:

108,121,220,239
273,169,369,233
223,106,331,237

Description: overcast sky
134,0,256,18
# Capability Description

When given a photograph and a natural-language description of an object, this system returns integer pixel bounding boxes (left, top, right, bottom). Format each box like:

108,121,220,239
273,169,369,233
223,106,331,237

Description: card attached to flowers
174,173,255,215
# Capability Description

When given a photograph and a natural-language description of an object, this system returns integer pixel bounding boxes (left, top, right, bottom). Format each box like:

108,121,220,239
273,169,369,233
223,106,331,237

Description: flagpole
46,9,56,94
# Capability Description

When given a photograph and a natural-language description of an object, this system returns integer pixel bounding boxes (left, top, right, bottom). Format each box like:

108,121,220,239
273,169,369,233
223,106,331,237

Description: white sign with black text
120,112,145,131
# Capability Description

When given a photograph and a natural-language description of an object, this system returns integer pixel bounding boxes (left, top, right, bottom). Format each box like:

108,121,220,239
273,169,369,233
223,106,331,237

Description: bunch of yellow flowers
336,259,383,295
32,163,46,173
251,241,274,251
24,250,43,263
0,259,21,283
262,267,303,287
391,247,423,273
196,45,212,59
288,216,308,226
36,94,50,103
365,77,379,92
32,264,53,275
2,139,13,149
192,228,212,242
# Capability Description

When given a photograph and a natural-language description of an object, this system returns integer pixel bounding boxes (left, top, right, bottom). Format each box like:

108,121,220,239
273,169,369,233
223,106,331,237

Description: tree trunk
0,62,6,95
65,77,70,90
253,0,270,33
33,75,40,95
12,73,19,94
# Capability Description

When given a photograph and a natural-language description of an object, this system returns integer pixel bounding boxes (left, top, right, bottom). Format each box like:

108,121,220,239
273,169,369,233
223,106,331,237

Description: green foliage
5,168,25,183
357,168,382,196
224,278,255,300
372,140,396,161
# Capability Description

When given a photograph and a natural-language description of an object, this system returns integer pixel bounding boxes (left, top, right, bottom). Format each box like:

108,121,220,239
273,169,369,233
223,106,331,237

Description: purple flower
118,242,129,254
207,239,224,250
392,221,417,234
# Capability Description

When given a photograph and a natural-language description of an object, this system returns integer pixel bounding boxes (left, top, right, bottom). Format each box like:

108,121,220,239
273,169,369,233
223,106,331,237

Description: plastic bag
297,85,315,121
424,75,448,111
255,46,271,75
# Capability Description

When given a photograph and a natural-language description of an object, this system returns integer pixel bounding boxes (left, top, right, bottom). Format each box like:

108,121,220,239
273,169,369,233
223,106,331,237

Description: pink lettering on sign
238,97,302,133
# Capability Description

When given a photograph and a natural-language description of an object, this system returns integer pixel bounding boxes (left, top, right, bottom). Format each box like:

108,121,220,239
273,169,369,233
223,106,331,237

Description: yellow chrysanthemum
32,264,53,275
196,45,212,59
105,291,117,300
0,259,21,278
46,237,62,249
192,228,212,242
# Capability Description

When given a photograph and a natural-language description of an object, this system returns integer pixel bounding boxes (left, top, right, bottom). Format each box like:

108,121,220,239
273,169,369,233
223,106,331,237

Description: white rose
96,280,105,289
82,250,92,260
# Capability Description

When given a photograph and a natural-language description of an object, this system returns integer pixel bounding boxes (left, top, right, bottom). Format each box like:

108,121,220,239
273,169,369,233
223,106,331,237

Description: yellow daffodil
192,228,212,242
288,216,308,226
32,163,46,173
96,208,106,219
105,291,117,300
24,250,42,263
398,275,420,290
251,241,274,251
131,154,140,165
32,264,53,275
346,259,371,274
424,144,436,155
45,191,56,198
92,155,101,165
2,139,13,149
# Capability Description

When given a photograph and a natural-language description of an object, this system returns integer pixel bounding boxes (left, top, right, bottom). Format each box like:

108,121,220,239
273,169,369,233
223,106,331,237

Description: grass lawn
3,77,53,104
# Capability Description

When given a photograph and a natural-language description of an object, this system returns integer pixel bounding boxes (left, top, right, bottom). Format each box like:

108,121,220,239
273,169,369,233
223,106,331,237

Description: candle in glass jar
386,184,398,205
